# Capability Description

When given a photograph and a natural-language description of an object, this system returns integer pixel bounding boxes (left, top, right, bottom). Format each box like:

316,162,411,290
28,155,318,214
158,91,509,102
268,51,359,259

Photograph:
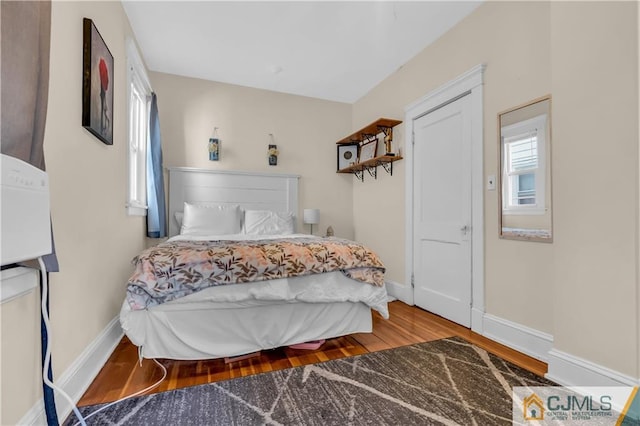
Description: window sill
127,203,148,216
502,208,546,216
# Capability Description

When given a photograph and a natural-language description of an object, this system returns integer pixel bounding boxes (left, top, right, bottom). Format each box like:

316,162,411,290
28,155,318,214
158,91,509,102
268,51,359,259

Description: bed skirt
121,299,372,360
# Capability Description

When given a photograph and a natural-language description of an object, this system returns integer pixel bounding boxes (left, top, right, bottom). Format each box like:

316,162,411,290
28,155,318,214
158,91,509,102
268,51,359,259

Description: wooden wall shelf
336,118,402,145
337,155,403,181
335,118,403,182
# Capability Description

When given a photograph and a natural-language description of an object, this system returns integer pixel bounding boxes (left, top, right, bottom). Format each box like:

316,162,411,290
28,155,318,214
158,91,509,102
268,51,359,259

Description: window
126,39,152,216
501,114,547,215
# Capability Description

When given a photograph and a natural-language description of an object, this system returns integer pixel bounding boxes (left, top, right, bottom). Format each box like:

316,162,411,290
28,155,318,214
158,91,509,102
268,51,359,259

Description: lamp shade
303,209,320,225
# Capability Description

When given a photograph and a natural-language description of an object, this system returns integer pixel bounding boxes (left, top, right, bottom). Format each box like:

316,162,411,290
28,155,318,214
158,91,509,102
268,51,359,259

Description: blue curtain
146,93,167,238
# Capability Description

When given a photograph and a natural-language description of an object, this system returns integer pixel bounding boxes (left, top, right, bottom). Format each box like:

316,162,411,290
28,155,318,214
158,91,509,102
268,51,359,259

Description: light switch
487,175,496,191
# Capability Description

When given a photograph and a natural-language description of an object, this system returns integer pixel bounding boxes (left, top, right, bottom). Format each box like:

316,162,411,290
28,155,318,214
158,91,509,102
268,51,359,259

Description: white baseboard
471,307,484,335
20,316,123,425
385,280,414,305
482,314,639,387
546,349,638,387
482,313,553,363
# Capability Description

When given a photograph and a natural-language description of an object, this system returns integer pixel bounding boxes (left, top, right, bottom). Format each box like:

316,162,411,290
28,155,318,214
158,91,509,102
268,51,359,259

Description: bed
120,168,389,360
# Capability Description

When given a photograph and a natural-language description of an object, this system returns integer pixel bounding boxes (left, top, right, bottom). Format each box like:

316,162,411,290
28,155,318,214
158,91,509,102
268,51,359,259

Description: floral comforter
126,236,385,310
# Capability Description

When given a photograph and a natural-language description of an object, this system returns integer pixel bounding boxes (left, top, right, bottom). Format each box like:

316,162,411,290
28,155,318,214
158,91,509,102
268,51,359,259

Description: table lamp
303,209,320,235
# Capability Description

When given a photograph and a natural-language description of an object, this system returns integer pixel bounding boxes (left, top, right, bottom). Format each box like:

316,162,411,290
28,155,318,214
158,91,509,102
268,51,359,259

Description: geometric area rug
68,337,554,425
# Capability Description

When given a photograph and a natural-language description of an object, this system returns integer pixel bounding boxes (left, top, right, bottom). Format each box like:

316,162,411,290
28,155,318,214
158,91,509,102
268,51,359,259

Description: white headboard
167,167,300,237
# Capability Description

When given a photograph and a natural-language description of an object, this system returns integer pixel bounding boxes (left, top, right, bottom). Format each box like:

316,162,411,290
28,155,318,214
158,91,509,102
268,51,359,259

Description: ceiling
122,1,482,104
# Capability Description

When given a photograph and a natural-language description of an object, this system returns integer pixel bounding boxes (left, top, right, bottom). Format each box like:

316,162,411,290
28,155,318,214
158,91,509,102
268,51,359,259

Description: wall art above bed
209,127,220,161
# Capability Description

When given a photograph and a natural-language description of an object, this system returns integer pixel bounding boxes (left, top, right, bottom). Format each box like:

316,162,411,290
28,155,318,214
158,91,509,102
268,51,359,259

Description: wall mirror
498,95,552,242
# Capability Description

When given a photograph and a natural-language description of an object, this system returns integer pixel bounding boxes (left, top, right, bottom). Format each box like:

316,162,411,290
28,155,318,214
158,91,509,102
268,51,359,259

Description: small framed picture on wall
337,143,358,171
358,140,377,163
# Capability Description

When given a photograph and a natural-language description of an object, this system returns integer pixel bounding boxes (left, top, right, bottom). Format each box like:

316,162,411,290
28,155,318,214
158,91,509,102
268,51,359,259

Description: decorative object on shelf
384,131,394,156
358,139,377,163
208,127,220,161
82,18,114,145
337,143,358,171
303,209,320,235
335,118,403,182
325,226,334,237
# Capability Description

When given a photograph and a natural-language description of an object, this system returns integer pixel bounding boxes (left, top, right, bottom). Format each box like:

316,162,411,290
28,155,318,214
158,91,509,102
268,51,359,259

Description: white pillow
244,210,295,235
180,203,242,235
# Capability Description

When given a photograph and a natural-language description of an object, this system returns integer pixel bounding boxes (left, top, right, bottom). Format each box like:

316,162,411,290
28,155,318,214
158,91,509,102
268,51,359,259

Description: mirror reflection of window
498,96,552,242
502,114,547,214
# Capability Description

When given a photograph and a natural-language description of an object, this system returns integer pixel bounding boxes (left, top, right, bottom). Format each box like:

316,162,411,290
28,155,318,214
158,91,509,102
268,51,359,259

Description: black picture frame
82,18,114,145
337,143,359,171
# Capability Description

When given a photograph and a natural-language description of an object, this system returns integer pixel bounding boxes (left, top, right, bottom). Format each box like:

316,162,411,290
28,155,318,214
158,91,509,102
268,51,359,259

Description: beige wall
550,1,638,376
0,287,42,424
1,2,146,424
150,72,354,238
353,1,639,377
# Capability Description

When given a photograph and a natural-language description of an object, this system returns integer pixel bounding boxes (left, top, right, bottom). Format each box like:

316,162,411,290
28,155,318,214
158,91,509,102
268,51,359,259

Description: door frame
403,64,485,334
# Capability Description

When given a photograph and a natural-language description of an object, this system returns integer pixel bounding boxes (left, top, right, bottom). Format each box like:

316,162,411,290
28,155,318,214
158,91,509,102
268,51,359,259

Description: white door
413,95,472,327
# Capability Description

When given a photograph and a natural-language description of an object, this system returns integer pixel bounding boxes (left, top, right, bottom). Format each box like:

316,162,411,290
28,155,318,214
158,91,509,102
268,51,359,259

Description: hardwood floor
78,301,547,407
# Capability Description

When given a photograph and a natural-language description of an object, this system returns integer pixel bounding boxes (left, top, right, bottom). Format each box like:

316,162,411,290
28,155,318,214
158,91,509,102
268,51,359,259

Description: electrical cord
38,257,87,426
38,257,168,425
72,358,167,425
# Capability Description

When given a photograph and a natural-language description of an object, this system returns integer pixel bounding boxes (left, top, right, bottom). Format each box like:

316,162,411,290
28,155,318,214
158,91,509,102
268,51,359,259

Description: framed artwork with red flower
82,18,113,145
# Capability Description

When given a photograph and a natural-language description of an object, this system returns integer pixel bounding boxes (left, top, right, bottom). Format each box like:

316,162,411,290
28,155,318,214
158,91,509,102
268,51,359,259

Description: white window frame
501,114,547,215
126,39,152,216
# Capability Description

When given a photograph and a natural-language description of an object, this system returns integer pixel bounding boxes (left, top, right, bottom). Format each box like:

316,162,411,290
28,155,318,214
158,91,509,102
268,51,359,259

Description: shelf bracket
365,165,377,179
361,132,377,144
380,160,393,176
354,169,364,182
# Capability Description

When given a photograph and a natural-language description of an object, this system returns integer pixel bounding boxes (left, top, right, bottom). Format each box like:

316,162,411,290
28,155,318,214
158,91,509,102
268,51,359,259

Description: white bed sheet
121,234,388,360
